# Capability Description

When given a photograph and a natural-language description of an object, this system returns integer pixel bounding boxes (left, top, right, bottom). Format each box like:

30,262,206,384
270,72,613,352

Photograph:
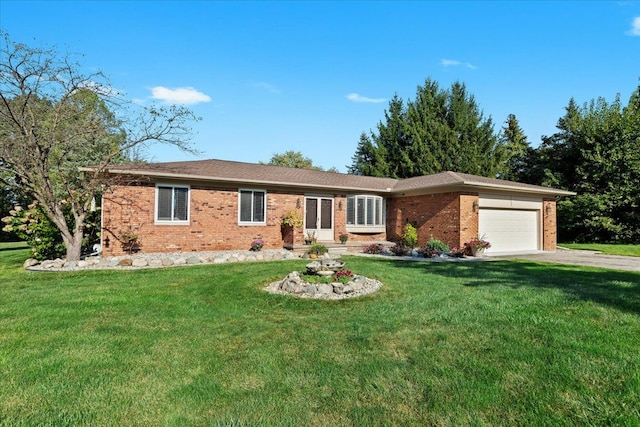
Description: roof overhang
81,166,395,194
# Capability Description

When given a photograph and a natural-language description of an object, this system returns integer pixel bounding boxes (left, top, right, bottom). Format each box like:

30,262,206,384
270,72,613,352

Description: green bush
425,237,449,253
401,223,418,248
1,203,65,260
306,242,328,256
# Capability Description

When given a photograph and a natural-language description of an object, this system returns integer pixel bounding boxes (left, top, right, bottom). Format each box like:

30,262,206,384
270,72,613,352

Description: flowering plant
390,243,409,256
363,243,384,254
280,211,303,228
339,233,349,244
250,238,264,251
449,246,466,258
334,269,354,284
420,248,441,258
466,238,491,250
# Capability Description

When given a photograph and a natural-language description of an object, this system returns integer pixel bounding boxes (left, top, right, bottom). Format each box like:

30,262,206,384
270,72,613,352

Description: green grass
1,245,639,425
561,243,640,257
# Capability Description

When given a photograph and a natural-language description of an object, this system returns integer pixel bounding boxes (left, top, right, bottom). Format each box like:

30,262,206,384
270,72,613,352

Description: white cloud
627,16,640,35
346,93,386,103
254,82,281,94
441,58,477,70
150,86,211,105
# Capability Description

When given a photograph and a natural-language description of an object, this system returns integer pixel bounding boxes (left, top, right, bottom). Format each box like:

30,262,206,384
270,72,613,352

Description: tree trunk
61,230,84,262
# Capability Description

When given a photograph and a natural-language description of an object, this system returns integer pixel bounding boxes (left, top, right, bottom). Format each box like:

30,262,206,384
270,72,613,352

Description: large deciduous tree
0,33,198,261
262,150,321,170
349,78,504,178
262,150,339,172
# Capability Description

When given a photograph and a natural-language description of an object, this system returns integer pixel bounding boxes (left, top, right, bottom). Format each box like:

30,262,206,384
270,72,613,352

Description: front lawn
1,248,639,425
561,243,640,257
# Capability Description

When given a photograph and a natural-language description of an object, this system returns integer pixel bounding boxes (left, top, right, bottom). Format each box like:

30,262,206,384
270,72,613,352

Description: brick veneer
101,183,559,256
386,192,478,249
101,184,387,256
542,199,557,251
102,183,301,256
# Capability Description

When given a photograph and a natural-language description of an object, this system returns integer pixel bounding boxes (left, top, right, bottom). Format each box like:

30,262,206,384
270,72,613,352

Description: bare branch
0,31,198,260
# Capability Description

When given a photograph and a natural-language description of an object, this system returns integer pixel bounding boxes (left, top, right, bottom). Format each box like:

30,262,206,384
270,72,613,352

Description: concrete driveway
492,249,640,272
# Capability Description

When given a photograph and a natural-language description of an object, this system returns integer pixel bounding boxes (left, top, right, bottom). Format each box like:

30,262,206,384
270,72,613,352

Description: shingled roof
96,158,573,196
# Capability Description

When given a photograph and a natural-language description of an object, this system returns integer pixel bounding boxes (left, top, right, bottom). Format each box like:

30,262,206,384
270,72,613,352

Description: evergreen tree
349,78,502,178
498,114,531,181
348,133,389,176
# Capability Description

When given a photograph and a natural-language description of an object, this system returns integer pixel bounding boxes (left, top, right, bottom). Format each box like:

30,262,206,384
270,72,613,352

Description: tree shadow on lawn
385,258,640,316
0,244,29,253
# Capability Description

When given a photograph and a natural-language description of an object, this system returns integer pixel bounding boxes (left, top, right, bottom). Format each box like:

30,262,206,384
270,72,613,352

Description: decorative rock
317,284,333,294
40,259,65,269
349,282,364,292
24,249,302,271
132,258,148,267
23,258,39,268
265,271,383,300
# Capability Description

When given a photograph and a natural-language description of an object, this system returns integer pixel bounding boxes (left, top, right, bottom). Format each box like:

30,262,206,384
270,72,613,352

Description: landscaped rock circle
264,270,383,300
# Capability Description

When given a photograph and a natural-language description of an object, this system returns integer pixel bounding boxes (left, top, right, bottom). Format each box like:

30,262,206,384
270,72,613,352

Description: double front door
304,196,334,241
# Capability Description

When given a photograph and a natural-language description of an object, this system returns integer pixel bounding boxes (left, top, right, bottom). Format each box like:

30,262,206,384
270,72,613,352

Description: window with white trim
239,189,266,225
346,195,385,231
156,185,189,224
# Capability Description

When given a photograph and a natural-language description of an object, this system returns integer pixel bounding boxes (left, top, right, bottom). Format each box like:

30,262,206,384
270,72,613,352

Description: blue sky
1,1,639,171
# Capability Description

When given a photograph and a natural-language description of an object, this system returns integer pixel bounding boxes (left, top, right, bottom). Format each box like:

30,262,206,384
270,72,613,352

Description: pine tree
349,78,502,178
498,114,531,181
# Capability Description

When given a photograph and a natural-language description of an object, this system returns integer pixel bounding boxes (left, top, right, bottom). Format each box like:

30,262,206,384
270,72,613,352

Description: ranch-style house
93,158,574,257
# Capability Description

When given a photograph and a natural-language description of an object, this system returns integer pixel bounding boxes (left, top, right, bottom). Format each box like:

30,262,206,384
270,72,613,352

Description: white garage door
478,209,540,254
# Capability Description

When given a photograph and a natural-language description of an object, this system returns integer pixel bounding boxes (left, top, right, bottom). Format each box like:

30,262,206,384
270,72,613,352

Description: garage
478,208,540,254
477,194,544,254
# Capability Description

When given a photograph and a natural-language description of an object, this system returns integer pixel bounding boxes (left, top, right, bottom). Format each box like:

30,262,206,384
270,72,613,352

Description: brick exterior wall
386,192,477,249
101,183,559,256
459,194,480,246
101,184,388,256
542,199,557,251
101,183,301,256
